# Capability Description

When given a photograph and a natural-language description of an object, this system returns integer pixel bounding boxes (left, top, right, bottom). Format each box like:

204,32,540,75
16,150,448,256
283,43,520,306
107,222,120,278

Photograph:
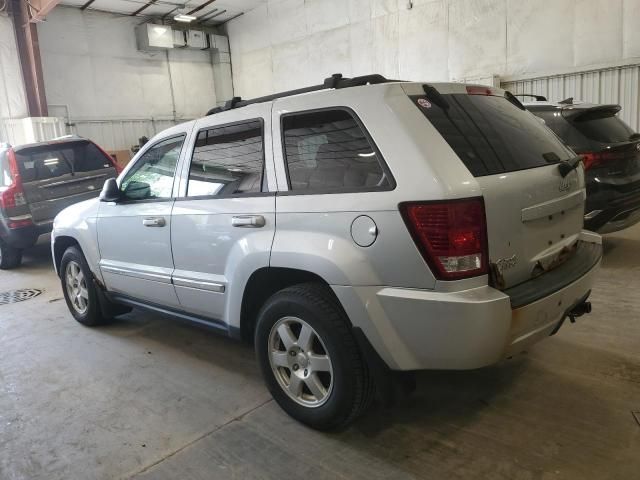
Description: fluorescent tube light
174,14,197,22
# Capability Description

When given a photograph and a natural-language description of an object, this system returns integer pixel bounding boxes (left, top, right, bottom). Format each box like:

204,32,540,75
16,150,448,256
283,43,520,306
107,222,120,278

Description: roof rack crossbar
206,73,394,116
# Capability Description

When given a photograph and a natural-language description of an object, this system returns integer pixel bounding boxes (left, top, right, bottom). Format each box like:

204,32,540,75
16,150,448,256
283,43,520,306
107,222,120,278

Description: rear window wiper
558,156,582,177
422,84,450,110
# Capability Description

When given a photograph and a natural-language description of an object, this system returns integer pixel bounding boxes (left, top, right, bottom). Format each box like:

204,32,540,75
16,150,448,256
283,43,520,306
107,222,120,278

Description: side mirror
100,178,121,202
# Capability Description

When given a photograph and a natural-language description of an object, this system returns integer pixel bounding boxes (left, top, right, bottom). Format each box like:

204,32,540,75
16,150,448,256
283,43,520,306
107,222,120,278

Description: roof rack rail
513,94,547,102
206,73,395,116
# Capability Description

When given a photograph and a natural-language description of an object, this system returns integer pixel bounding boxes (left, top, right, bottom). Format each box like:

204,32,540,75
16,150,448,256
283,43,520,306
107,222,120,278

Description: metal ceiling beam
217,11,242,24
10,0,48,116
80,0,95,10
196,7,224,23
130,0,157,16
187,0,216,15
161,5,179,20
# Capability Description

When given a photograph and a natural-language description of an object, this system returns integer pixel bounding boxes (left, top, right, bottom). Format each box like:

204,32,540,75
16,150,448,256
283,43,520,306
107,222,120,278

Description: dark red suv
0,137,119,269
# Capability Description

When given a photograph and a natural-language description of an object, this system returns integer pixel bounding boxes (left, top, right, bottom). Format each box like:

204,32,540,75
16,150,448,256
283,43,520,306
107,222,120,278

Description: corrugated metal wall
0,116,181,151
69,119,180,152
502,63,640,132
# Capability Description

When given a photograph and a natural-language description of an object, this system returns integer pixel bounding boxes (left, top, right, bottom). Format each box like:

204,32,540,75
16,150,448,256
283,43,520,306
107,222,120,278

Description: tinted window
573,114,635,143
120,136,184,200
532,110,591,151
15,141,113,182
412,94,573,177
282,109,390,191
187,120,263,197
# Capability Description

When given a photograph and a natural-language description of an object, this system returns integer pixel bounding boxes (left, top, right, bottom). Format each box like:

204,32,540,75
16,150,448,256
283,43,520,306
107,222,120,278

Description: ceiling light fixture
174,13,197,22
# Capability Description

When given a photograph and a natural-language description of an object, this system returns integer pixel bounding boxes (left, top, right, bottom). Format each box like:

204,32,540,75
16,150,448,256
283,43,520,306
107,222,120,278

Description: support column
10,0,48,117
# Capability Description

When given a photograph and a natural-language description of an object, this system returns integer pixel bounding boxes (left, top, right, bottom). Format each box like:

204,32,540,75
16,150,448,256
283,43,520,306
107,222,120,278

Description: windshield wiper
558,156,582,177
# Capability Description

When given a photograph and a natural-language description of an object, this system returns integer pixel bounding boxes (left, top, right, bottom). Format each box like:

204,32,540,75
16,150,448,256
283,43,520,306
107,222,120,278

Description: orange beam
11,0,48,116
28,0,61,23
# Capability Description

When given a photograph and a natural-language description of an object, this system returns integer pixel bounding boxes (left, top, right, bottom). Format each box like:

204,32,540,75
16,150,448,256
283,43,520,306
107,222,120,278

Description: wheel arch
238,267,346,343
53,236,80,277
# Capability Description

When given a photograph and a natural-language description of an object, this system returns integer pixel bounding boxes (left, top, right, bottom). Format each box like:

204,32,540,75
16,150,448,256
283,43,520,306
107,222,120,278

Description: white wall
226,0,640,99
36,7,218,149
0,14,28,120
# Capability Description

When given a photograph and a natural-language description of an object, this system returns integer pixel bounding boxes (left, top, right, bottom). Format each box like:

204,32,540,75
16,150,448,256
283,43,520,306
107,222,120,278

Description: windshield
411,93,574,177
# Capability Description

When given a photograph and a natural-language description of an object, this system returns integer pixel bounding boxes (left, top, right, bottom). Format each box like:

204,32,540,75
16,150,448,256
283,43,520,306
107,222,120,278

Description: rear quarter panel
270,84,484,290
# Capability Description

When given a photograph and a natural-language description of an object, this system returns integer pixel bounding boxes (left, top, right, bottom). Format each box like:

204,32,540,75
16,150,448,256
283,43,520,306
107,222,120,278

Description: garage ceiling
59,0,265,25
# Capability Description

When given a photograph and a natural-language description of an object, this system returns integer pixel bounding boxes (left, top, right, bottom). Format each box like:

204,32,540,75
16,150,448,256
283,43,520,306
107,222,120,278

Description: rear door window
187,120,264,197
282,109,392,192
15,141,113,182
411,94,574,177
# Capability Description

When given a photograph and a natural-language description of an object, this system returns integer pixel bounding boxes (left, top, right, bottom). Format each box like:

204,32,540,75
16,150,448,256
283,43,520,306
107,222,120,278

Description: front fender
52,199,102,281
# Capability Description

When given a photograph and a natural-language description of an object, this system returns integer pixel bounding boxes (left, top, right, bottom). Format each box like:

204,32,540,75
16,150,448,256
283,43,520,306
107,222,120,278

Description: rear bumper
333,234,602,371
0,220,52,249
585,182,640,233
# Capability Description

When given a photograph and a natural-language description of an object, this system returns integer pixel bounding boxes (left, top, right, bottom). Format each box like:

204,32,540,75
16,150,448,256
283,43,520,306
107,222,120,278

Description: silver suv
52,75,602,430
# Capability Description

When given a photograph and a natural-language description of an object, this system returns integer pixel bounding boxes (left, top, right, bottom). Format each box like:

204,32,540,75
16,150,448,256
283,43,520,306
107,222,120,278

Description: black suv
522,96,640,233
0,137,119,269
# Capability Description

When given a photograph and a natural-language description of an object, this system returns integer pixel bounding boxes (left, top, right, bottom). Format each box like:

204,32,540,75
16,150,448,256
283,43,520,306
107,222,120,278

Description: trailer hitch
550,291,592,336
567,300,592,323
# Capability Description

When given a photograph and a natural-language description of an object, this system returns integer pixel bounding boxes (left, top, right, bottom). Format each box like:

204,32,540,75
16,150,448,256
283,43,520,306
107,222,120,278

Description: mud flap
95,278,132,318
353,327,416,406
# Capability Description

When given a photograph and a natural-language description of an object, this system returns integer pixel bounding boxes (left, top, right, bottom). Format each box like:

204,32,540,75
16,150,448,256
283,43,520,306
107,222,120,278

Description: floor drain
0,288,43,306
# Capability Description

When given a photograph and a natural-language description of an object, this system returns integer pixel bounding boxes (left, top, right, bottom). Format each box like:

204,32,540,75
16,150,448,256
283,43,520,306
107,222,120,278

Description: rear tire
255,283,374,431
60,246,111,326
0,239,22,270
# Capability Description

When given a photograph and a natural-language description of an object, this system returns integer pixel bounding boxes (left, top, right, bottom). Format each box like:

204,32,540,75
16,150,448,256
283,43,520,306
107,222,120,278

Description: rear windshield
572,113,635,143
411,94,573,177
15,141,113,182
530,109,590,151
530,109,637,150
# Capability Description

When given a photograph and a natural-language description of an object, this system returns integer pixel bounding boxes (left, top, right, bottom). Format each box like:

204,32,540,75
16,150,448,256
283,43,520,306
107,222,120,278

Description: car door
170,103,276,326
97,133,188,308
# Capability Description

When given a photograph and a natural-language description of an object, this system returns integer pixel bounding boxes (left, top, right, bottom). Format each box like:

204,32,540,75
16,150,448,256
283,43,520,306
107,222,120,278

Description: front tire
255,283,374,431
0,239,23,269
60,246,110,326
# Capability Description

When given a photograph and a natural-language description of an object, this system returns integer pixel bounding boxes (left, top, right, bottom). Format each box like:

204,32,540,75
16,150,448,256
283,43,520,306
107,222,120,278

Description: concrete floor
0,227,639,480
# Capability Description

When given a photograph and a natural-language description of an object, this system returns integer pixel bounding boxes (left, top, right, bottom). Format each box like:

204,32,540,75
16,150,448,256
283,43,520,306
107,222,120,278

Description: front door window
120,136,185,200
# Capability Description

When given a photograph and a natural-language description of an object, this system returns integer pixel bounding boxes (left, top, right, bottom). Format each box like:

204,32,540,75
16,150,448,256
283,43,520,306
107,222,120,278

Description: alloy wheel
268,316,334,407
65,260,89,315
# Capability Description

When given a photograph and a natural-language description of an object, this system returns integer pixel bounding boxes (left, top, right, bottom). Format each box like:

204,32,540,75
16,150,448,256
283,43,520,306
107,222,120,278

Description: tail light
0,149,27,209
580,150,627,170
93,141,123,174
0,149,33,229
400,198,488,281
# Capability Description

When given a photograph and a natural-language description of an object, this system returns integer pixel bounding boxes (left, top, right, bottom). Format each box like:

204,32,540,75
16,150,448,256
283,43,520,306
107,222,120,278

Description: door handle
143,217,166,227
232,215,266,228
